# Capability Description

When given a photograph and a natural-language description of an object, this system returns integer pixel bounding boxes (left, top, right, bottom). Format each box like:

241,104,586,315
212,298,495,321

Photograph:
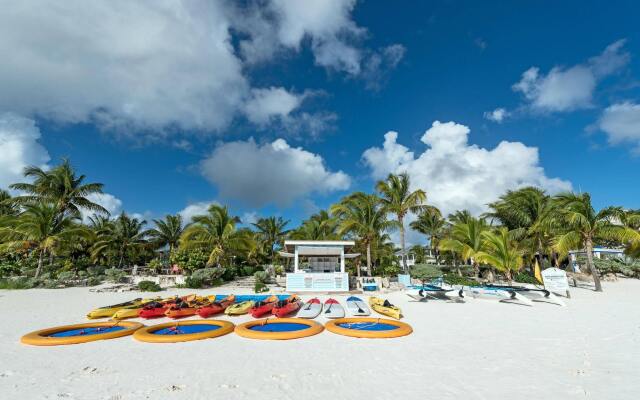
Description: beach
2,280,639,400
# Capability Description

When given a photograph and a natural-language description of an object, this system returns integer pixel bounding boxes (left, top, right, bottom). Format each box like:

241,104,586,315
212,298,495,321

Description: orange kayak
196,295,236,318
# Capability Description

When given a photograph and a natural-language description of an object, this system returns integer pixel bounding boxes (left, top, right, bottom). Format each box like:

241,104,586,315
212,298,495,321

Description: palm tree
9,159,108,218
252,216,290,263
91,212,148,268
439,216,488,277
0,203,87,277
180,205,247,267
487,187,558,267
330,192,395,276
147,214,185,259
0,189,19,217
552,193,640,292
376,173,427,271
410,206,446,264
475,228,524,282
290,210,340,240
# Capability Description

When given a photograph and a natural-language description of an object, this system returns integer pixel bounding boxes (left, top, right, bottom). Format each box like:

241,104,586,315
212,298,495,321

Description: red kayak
196,295,236,318
250,295,279,318
272,295,301,318
138,298,177,319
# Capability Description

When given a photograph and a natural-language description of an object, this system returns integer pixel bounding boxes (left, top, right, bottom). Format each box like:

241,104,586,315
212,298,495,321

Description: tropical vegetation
1,160,639,292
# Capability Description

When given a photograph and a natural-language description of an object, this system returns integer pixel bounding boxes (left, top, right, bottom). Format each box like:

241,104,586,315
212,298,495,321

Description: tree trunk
355,259,361,278
366,242,372,277
118,248,124,268
585,238,603,292
399,215,407,272
35,249,45,278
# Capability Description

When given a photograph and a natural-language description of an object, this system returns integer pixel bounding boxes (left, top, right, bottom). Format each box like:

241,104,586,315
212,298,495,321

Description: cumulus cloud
598,102,640,151
236,0,404,79
362,121,571,217
511,39,629,113
483,108,510,123
178,200,219,224
81,193,123,223
200,138,350,207
0,1,402,137
0,113,50,190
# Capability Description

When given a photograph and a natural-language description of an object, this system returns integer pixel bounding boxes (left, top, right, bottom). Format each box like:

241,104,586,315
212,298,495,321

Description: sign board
541,267,569,294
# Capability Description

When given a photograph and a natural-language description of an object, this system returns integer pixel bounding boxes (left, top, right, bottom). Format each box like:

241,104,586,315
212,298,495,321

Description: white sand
1,280,639,400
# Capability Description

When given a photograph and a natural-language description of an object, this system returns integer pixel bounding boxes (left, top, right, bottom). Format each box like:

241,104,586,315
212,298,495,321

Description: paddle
324,301,333,314
354,300,365,314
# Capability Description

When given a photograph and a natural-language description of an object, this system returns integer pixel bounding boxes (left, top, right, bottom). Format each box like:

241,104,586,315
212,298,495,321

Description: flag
534,259,543,284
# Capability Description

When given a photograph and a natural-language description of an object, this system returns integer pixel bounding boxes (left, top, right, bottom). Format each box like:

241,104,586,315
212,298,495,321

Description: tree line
1,160,639,292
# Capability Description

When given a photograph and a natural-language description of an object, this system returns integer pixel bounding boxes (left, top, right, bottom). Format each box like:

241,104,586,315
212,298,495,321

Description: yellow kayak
369,297,402,320
111,297,164,320
87,298,146,319
224,300,255,315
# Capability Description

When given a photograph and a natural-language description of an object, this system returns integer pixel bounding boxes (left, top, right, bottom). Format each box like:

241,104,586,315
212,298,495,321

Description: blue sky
1,0,639,237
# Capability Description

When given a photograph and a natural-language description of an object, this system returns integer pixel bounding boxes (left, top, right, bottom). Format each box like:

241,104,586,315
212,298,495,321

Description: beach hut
279,240,359,292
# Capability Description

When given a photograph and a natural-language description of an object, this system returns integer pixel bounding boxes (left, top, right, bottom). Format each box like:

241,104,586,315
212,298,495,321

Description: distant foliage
254,282,268,293
0,277,39,289
138,280,162,292
254,270,269,284
170,249,208,273
513,272,540,284
147,258,163,274
104,268,126,283
410,264,442,284
443,273,479,287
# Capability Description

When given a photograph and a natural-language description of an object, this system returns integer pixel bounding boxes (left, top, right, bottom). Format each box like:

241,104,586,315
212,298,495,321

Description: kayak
272,295,302,318
139,298,178,319
346,296,370,316
250,295,279,318
322,298,345,319
112,297,162,319
165,296,209,319
87,298,145,319
369,297,402,319
297,298,322,319
196,295,236,318
225,300,255,316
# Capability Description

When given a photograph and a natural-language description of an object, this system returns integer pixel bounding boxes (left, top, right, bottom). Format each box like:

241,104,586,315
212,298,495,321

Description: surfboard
297,298,322,319
346,296,370,316
322,298,345,319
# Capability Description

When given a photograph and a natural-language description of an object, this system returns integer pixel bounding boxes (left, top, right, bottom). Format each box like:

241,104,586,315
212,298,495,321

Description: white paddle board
322,298,345,319
297,298,322,319
346,296,370,316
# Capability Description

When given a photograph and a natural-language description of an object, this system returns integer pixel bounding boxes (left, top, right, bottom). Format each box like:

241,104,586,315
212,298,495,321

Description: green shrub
170,249,208,273
86,276,103,286
0,277,38,289
241,266,256,276
274,265,285,276
0,262,20,278
254,270,269,284
57,271,76,282
377,263,401,277
443,273,479,287
191,267,225,286
254,282,268,293
42,279,62,289
222,266,238,281
87,266,106,277
104,268,126,283
184,276,204,289
514,272,540,284
138,280,162,292
410,264,442,284
148,258,163,274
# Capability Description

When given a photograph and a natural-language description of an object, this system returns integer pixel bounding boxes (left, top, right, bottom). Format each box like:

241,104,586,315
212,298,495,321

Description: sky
1,0,639,244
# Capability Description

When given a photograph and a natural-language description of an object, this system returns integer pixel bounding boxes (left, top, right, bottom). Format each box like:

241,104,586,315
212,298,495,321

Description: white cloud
236,0,404,79
244,87,305,125
483,108,510,123
362,121,572,217
200,138,351,207
241,211,259,225
0,113,50,190
82,193,123,223
0,1,401,137
178,201,219,224
598,102,640,151
512,40,629,113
